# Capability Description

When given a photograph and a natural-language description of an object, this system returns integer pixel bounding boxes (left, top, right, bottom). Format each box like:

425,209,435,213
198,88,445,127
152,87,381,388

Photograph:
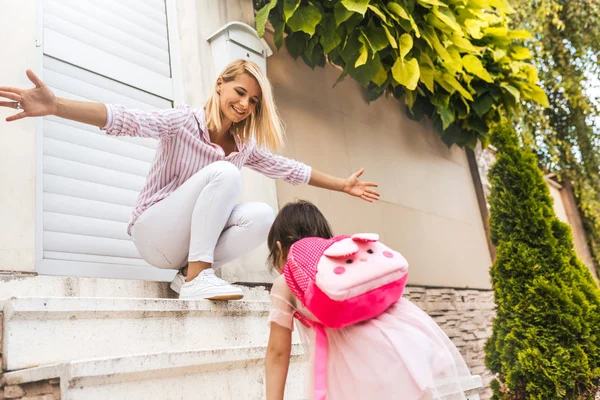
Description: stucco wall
266,35,493,289
0,0,38,273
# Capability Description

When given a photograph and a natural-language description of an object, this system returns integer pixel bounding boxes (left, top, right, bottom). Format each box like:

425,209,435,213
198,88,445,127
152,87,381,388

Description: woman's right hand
0,70,57,122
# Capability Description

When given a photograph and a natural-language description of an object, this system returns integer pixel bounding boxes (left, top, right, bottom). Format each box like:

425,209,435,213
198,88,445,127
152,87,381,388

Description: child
265,200,473,400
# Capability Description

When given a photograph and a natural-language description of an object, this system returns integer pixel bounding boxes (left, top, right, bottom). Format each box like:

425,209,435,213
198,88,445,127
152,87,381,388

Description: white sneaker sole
179,292,244,301
169,274,185,294
178,286,244,301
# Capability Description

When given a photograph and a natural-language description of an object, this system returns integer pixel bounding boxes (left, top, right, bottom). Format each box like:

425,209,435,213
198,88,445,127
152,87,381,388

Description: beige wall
547,177,598,279
0,0,38,272
548,181,569,224
266,36,493,289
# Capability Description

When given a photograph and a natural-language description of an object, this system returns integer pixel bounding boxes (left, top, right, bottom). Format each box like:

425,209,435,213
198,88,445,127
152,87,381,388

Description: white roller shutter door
37,0,181,280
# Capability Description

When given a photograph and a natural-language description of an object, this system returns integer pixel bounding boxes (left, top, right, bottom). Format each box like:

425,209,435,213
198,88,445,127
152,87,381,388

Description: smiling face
217,72,261,125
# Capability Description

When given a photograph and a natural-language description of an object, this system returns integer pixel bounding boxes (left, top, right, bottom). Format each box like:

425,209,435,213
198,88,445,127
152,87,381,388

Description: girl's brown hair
267,200,334,273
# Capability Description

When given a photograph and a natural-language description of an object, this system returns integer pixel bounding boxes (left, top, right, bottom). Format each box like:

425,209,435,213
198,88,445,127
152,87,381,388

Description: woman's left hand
343,168,380,202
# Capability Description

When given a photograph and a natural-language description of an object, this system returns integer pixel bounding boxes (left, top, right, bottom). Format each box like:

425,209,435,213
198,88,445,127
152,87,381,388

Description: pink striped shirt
101,104,312,235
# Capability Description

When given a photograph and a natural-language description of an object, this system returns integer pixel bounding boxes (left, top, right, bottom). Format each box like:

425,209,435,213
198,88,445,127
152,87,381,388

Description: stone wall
0,380,60,400
405,286,496,400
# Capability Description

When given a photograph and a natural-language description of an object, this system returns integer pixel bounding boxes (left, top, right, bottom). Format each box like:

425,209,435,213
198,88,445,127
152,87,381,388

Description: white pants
131,161,275,270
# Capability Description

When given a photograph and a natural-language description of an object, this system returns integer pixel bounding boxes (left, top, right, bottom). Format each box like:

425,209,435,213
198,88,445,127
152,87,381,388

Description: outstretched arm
265,322,293,400
246,146,380,202
309,168,380,203
0,70,107,126
1,70,189,139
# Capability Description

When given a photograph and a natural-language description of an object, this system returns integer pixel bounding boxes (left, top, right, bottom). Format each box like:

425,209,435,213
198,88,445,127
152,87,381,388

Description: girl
265,200,474,400
0,60,380,301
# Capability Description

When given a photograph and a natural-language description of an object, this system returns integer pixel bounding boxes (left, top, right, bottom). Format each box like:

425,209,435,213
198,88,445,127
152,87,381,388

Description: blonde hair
205,59,285,151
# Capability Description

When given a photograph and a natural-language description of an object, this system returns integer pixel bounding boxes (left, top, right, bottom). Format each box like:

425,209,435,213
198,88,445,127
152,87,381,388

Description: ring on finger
15,101,22,110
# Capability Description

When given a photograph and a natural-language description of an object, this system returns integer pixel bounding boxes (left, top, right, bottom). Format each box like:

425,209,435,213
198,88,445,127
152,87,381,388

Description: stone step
2,345,306,400
2,296,283,371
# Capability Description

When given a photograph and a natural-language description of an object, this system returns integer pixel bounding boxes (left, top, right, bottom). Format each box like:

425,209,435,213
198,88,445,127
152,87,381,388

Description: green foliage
254,0,549,149
484,122,600,399
509,0,600,278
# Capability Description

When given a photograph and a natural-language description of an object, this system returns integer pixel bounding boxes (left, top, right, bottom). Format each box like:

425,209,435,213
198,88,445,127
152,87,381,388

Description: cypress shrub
484,122,600,399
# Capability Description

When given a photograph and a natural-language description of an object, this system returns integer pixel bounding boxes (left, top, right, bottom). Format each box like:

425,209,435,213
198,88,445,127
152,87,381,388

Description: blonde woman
0,59,380,300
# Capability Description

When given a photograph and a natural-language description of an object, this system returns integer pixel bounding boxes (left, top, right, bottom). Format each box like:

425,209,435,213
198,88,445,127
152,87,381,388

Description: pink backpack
282,233,409,400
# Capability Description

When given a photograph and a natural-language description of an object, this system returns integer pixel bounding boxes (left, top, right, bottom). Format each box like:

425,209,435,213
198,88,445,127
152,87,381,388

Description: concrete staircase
2,344,306,399
1,289,483,399
1,294,306,399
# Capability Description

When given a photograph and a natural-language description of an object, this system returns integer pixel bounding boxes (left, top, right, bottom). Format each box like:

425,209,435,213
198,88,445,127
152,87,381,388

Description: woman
0,59,380,301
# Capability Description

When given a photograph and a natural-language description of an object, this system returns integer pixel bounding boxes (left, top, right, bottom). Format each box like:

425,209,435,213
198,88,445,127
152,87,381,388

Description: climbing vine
254,0,548,148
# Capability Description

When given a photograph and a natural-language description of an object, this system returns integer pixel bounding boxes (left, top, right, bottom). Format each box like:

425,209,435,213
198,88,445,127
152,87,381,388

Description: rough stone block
4,385,25,399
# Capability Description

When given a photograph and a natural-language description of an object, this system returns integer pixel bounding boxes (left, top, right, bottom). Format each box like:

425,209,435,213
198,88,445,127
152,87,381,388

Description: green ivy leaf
463,19,486,39
255,0,278,37
286,31,309,59
303,34,318,61
441,72,473,100
431,91,450,108
525,84,550,108
320,14,343,54
392,56,420,90
438,105,455,130
334,1,355,26
355,38,369,67
507,30,532,39
382,25,398,48
464,131,478,150
463,55,494,83
287,4,323,36
405,89,417,109
367,4,389,24
460,97,470,117
473,93,494,117
408,15,421,37
422,26,452,63
347,52,385,86
465,118,488,137
469,0,490,7
417,0,448,8
341,31,363,63
303,43,326,68
500,83,520,102
386,2,410,20
510,46,532,60
431,7,462,33
372,63,389,86
273,17,285,50
492,49,506,62
367,83,386,102
341,0,370,16
452,33,478,52
484,27,508,37
364,21,390,52
440,124,466,147
419,63,435,92
284,0,301,21
399,33,413,59
489,0,514,14
454,95,470,119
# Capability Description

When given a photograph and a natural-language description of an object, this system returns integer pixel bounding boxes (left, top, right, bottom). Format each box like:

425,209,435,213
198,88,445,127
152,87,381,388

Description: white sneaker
169,270,186,294
179,269,244,301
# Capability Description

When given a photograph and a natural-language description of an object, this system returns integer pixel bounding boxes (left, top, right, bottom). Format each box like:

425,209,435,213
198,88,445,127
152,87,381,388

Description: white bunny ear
324,239,359,258
351,233,379,243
